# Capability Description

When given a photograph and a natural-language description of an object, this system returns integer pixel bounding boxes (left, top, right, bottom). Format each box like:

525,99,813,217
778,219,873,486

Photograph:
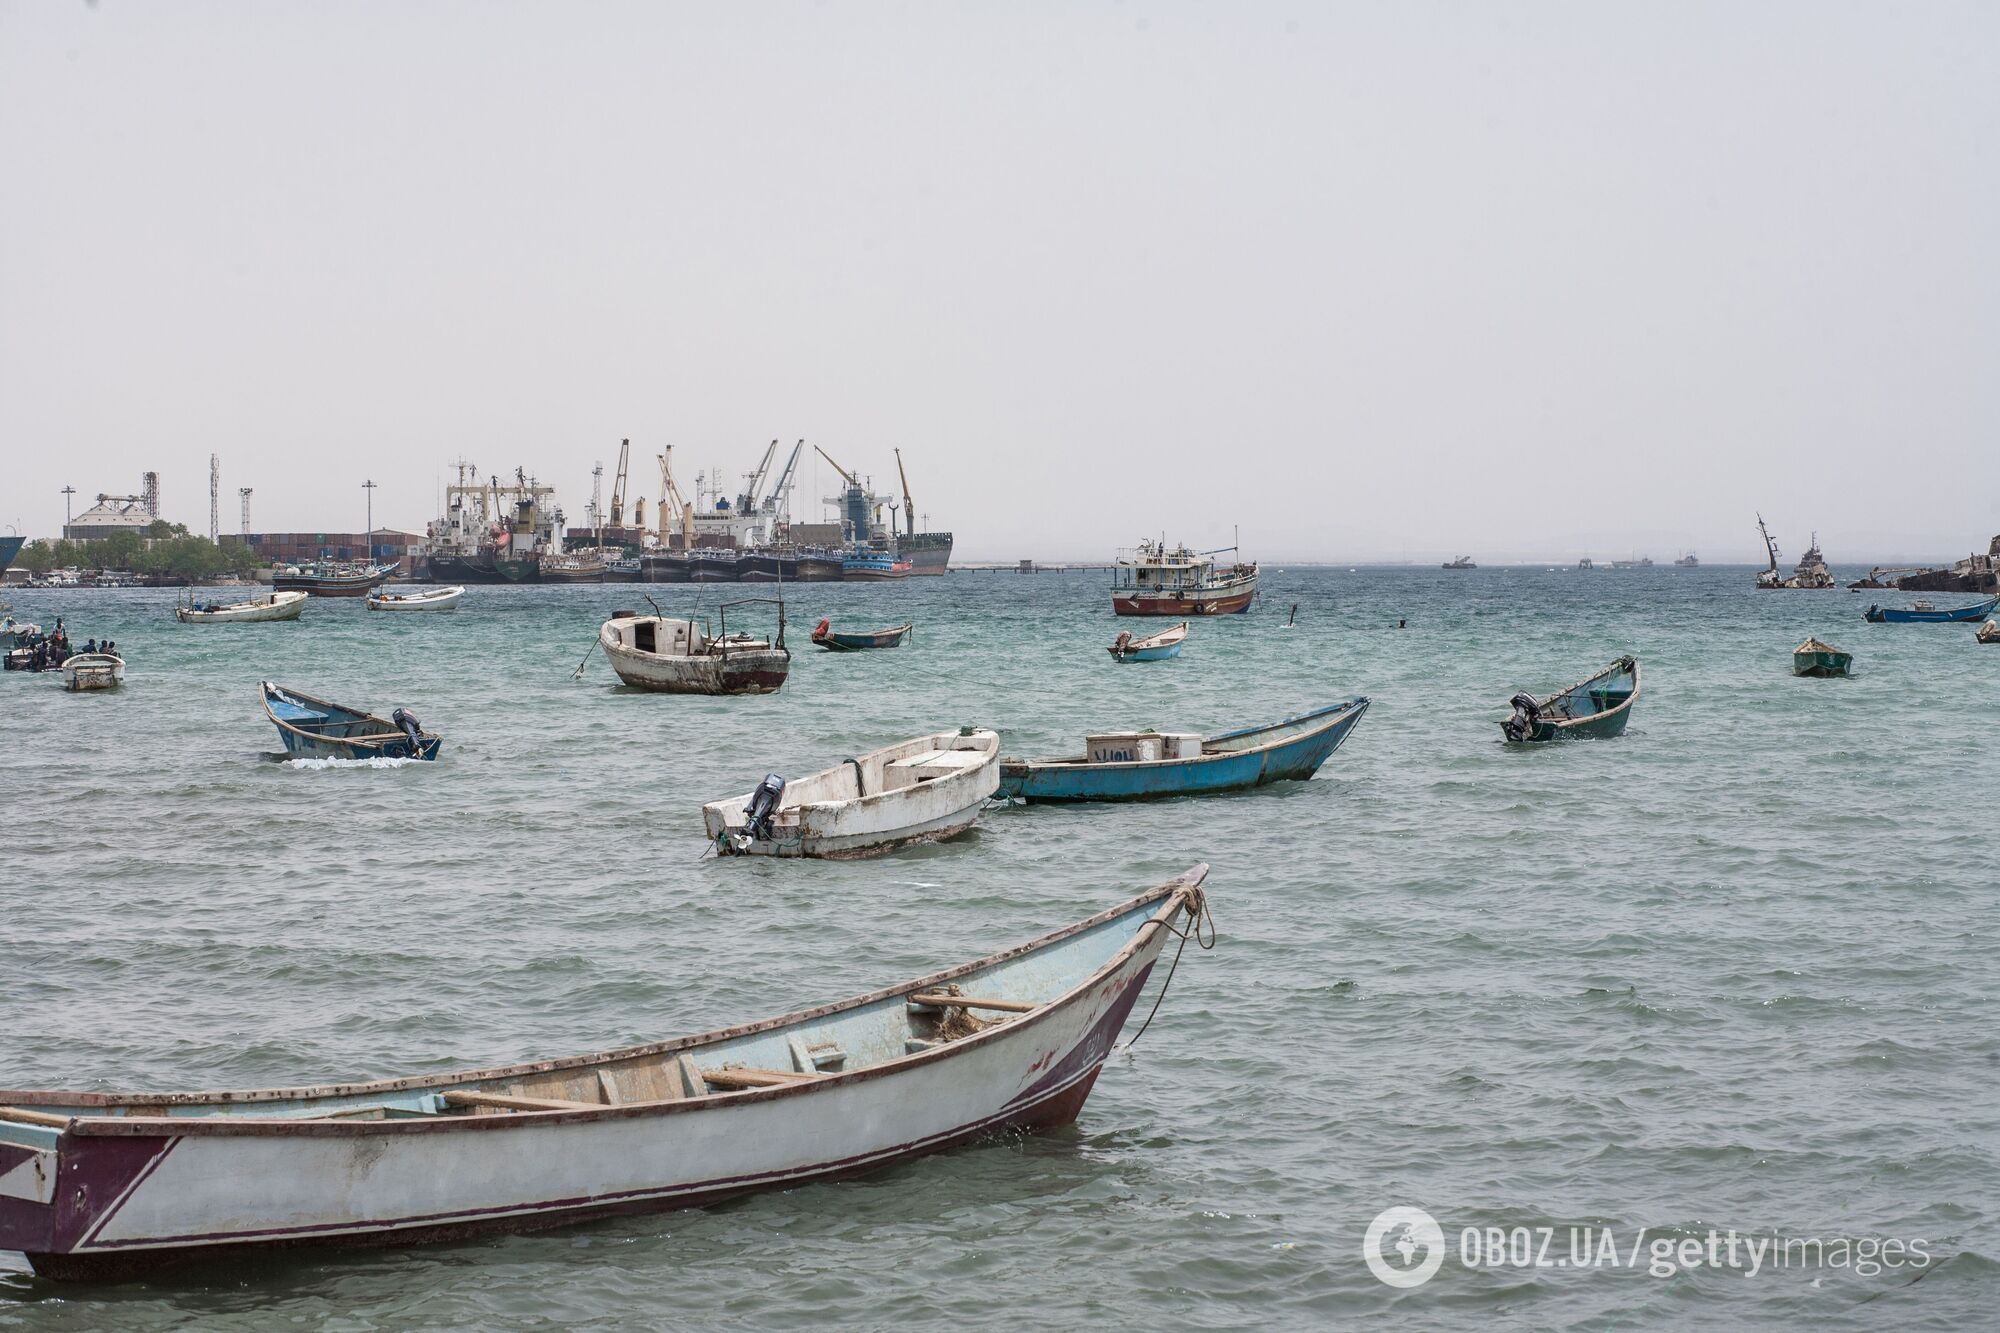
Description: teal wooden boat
810,619,911,651
1792,637,1852,677
1502,656,1639,743
997,699,1369,802
1108,622,1187,662
1864,595,1999,624
259,681,443,760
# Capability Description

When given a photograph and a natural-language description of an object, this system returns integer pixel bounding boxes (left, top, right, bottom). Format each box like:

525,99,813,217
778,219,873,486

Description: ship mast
1756,513,1780,573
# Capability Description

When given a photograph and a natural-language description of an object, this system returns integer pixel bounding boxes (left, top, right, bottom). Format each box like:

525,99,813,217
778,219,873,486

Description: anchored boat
366,586,465,613
272,561,393,598
1108,621,1187,662
598,600,790,695
703,729,1000,857
1502,656,1639,742
1978,620,1999,644
810,619,912,651
1864,595,1999,624
1792,637,1853,678
1,616,41,646
259,682,442,760
60,654,124,692
998,699,1369,802
0,869,1211,1280
1111,539,1257,616
174,590,307,624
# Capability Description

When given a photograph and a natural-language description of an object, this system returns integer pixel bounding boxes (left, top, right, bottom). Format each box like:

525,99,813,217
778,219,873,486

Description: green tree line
17,522,261,581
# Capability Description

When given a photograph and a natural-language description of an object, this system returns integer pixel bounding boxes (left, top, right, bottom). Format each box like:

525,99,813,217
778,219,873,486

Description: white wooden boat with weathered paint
703,729,1001,857
60,654,124,692
174,590,307,624
366,586,465,612
599,600,791,695
0,868,1212,1280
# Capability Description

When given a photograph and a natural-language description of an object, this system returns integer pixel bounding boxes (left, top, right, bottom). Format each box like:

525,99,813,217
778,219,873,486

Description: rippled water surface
2,567,1995,1329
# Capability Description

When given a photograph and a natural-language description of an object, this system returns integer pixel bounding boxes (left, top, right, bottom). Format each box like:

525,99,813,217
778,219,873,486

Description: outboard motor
1502,693,1540,743
1112,631,1133,657
739,773,787,847
391,708,424,751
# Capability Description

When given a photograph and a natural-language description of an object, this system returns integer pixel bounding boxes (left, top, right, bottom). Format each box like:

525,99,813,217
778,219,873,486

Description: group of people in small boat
4,618,116,672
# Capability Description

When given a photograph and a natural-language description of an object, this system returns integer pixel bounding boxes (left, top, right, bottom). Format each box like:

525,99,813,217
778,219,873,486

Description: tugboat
1111,539,1258,616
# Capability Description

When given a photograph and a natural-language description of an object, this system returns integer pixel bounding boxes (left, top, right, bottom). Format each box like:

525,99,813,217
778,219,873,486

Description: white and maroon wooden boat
1110,539,1257,616
0,868,1211,1280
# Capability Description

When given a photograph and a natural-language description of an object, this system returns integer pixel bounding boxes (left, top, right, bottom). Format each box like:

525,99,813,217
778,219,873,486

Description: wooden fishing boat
365,586,465,613
598,600,790,695
1108,621,1187,662
272,561,393,598
1792,637,1853,677
841,551,913,581
258,682,442,760
998,699,1369,802
1502,656,1639,742
703,729,1000,857
809,619,912,651
1977,619,2000,644
1863,595,2000,624
0,616,40,646
0,868,1212,1280
174,590,307,624
1111,539,1257,616
60,654,124,692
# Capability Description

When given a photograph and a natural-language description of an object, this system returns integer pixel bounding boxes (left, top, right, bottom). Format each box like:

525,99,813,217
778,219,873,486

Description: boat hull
602,641,790,695
999,700,1367,802
812,625,912,651
174,592,307,624
1111,578,1256,617
426,553,541,585
1793,651,1853,677
366,587,465,612
271,570,389,598
1864,596,2000,624
2,876,1203,1279
61,655,124,692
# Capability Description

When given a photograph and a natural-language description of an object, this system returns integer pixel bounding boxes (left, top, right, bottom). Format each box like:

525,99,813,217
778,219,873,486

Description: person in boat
82,638,97,654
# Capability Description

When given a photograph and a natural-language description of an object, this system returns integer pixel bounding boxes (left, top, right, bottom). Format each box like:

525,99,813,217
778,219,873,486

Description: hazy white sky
3,1,1996,562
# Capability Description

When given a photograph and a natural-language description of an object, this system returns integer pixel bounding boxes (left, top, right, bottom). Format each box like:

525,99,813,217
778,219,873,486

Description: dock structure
952,561,1115,574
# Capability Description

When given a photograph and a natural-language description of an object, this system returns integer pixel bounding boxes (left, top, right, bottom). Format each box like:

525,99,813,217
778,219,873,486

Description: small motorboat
175,590,308,623
61,653,124,692
1792,637,1853,677
259,681,442,760
703,728,1001,857
809,619,912,651
0,868,1211,1280
1,616,40,646
598,600,790,695
1108,621,1187,662
1502,656,1639,742
1864,595,2000,624
1977,619,2000,645
366,586,465,612
58,651,120,689
998,699,1369,802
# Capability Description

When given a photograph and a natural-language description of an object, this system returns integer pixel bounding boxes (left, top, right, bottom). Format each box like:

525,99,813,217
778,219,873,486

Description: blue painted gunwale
997,698,1369,802
258,681,443,761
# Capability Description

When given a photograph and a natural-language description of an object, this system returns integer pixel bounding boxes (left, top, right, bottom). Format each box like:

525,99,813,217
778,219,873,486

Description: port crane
737,440,779,515
893,447,917,537
608,439,631,528
657,447,694,548
762,440,804,527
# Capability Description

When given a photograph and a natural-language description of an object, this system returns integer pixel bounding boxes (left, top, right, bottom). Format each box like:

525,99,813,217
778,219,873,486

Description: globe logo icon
1364,1206,1445,1288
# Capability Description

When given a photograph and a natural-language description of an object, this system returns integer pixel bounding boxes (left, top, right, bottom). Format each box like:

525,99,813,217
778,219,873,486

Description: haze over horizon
3,1,1996,564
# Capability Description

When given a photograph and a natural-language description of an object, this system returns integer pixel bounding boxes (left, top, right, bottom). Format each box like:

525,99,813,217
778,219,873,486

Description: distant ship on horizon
1675,552,1699,567
1442,555,1476,570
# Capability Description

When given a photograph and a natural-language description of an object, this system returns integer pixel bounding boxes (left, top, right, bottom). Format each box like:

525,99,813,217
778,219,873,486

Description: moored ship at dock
1111,539,1257,616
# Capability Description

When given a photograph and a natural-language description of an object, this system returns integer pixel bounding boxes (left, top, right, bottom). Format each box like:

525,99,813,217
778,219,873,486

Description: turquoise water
1,568,1995,1328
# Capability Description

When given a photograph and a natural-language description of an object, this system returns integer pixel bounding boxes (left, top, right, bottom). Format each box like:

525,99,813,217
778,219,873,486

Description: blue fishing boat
810,618,912,651
1108,621,1187,662
997,699,1369,802
1863,595,1999,624
259,681,442,760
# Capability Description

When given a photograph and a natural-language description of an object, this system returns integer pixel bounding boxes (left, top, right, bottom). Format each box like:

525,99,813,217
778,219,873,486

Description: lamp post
363,480,377,564
61,485,75,535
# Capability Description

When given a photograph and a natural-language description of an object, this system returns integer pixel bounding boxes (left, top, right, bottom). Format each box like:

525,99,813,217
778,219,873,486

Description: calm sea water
2,567,1995,1329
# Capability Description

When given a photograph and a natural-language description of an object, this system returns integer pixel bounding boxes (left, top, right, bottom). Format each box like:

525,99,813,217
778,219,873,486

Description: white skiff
703,729,1001,857
366,585,465,612
599,601,791,695
174,591,307,624
0,867,1212,1280
61,653,124,691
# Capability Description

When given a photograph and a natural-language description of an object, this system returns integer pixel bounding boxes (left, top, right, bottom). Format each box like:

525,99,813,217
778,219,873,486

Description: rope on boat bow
1122,886,1215,1050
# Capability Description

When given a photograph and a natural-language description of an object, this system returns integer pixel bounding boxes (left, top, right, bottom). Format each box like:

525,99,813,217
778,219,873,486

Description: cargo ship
424,464,564,584
890,448,951,574
1111,539,1258,616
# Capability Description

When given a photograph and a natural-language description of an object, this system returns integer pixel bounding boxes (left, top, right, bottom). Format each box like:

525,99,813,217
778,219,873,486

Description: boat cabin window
635,621,657,653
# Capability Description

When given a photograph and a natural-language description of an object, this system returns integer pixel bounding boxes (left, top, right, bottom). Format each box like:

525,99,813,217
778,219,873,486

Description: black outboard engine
1502,693,1540,743
391,708,424,751
740,773,786,845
